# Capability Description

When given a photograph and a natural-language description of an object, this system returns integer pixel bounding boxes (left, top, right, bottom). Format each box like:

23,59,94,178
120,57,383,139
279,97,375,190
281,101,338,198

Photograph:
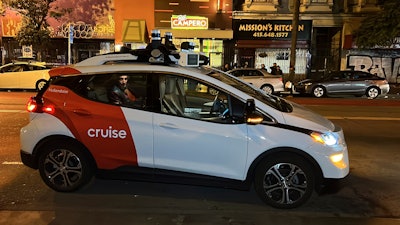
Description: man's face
119,75,128,89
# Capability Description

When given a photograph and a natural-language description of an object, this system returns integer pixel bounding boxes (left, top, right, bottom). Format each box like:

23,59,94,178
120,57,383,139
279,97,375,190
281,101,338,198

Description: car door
153,74,248,180
325,71,352,94
241,69,264,87
0,64,22,88
349,71,370,94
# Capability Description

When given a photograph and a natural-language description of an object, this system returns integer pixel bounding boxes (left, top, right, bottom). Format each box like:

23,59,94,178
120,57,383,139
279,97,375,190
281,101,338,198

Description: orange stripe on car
49,66,81,77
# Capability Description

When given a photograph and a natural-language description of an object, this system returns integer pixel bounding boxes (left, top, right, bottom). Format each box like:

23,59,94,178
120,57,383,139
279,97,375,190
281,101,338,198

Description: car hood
281,102,335,132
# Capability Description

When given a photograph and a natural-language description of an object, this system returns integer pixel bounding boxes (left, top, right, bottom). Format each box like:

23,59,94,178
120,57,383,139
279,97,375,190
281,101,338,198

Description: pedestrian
275,66,283,75
260,64,268,72
223,63,230,72
270,63,278,75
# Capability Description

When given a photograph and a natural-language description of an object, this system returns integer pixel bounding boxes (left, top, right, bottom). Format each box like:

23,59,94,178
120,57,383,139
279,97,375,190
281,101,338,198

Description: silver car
227,68,284,95
295,70,390,98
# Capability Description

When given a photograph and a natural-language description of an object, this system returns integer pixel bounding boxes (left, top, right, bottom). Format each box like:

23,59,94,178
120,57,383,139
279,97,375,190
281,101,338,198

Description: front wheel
366,87,380,99
254,153,315,209
38,141,95,192
312,86,325,98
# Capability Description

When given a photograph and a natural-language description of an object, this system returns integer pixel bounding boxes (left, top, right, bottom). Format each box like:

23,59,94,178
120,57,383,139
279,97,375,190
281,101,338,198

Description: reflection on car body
0,61,50,90
295,70,390,98
227,68,284,95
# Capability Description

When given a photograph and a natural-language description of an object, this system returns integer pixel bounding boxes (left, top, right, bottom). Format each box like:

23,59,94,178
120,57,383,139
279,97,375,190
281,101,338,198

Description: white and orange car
20,38,349,209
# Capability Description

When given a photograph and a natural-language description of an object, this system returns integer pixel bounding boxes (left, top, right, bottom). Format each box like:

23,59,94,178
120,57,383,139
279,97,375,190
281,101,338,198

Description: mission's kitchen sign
233,20,312,41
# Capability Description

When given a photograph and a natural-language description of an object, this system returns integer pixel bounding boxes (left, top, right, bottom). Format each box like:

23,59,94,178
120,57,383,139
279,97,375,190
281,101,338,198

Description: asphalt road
1,91,400,225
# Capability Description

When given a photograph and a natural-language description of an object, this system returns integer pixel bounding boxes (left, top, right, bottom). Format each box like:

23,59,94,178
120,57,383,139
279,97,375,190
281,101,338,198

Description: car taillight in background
26,97,55,114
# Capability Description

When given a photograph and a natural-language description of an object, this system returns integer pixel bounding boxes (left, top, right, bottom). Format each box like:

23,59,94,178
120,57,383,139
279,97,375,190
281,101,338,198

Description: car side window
252,70,263,76
85,73,153,110
159,74,245,124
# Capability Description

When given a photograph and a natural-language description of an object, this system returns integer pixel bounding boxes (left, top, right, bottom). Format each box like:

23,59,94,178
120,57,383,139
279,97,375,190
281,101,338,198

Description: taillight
26,98,39,112
26,97,55,114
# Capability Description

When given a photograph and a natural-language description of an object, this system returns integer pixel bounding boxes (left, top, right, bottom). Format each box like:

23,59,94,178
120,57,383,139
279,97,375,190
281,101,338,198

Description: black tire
35,79,47,91
38,140,95,192
260,84,274,95
254,153,315,209
366,86,380,99
312,86,326,98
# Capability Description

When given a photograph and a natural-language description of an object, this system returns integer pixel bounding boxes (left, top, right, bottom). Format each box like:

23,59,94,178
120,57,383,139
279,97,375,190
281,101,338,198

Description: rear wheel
35,79,47,91
312,86,325,98
254,153,315,209
366,87,380,99
38,141,95,192
260,84,274,95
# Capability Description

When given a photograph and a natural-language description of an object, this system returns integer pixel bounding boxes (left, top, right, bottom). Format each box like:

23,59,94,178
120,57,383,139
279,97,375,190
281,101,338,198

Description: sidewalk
390,84,400,95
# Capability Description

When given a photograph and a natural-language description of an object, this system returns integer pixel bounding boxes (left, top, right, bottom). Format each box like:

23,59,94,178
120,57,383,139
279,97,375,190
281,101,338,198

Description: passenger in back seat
108,75,136,106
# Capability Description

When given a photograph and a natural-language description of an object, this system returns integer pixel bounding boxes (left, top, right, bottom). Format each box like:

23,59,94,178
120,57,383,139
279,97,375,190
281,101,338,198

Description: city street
0,91,400,225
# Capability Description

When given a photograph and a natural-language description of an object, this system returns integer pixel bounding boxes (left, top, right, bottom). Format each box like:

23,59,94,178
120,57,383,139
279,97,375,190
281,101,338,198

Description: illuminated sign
171,15,208,30
233,20,312,41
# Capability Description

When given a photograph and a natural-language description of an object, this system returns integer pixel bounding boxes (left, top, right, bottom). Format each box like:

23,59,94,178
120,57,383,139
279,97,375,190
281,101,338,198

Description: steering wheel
210,95,227,116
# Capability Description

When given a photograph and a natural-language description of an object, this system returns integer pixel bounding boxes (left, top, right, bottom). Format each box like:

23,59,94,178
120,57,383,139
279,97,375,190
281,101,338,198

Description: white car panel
153,113,248,180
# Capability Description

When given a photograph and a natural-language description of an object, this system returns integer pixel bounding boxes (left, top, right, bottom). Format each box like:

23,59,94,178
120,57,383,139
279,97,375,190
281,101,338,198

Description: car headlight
310,132,338,146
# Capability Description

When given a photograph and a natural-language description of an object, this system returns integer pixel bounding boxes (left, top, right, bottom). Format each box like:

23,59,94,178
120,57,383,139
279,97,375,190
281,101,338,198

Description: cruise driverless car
295,70,390,98
20,34,349,209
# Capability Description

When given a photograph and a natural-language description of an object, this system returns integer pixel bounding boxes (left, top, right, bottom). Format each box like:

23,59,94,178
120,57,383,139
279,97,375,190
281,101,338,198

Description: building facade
0,0,115,65
233,0,399,83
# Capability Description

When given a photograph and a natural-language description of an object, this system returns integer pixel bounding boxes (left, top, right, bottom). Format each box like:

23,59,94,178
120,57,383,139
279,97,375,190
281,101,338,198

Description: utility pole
288,0,300,91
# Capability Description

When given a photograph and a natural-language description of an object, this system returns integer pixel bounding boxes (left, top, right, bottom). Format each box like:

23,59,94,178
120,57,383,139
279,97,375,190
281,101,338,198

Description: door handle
159,123,178,129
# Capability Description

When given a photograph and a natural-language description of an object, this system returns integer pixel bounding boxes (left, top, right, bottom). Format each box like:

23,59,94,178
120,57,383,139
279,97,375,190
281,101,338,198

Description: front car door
153,73,249,180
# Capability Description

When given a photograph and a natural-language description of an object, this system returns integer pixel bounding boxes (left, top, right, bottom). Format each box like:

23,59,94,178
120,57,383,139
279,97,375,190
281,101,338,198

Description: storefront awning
158,28,233,39
122,20,148,43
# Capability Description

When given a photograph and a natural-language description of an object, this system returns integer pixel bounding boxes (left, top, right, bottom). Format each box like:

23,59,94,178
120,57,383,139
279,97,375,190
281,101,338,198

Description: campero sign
233,20,312,41
171,15,208,30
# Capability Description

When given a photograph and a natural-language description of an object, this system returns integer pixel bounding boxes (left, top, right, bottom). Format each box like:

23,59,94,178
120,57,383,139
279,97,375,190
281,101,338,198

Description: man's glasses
119,77,128,80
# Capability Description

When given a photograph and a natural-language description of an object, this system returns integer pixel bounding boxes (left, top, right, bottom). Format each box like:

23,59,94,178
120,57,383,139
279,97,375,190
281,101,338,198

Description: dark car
295,70,390,98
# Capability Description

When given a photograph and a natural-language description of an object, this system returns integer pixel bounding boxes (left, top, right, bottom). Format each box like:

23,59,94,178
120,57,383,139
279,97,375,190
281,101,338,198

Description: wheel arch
245,147,324,191
260,83,274,93
31,135,97,170
366,85,381,97
312,85,326,97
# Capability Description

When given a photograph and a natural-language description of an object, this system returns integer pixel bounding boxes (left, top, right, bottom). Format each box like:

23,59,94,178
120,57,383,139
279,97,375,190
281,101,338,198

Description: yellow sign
171,15,208,30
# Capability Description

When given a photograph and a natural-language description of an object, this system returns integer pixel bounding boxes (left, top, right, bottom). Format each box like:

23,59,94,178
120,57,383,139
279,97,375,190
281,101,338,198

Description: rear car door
325,71,351,94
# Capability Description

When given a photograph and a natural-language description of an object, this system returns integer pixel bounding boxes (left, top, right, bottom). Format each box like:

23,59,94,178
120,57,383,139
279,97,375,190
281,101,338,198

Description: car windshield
193,66,292,112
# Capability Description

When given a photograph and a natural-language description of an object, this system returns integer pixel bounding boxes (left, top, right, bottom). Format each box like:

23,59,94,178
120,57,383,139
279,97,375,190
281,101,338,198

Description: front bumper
20,150,37,169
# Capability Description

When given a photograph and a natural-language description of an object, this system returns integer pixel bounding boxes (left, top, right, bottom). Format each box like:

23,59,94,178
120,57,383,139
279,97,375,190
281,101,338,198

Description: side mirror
244,99,263,125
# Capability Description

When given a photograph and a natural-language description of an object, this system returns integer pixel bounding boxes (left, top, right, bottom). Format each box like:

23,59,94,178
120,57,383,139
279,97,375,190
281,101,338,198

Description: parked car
227,68,284,95
295,70,390,98
20,41,349,209
0,61,50,90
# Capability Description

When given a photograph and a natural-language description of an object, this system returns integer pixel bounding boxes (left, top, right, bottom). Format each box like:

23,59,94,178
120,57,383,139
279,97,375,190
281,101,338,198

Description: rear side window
85,73,157,111
52,73,159,112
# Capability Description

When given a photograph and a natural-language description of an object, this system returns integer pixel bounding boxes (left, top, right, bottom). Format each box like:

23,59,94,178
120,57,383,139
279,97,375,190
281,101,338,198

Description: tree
355,0,400,48
8,0,55,61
